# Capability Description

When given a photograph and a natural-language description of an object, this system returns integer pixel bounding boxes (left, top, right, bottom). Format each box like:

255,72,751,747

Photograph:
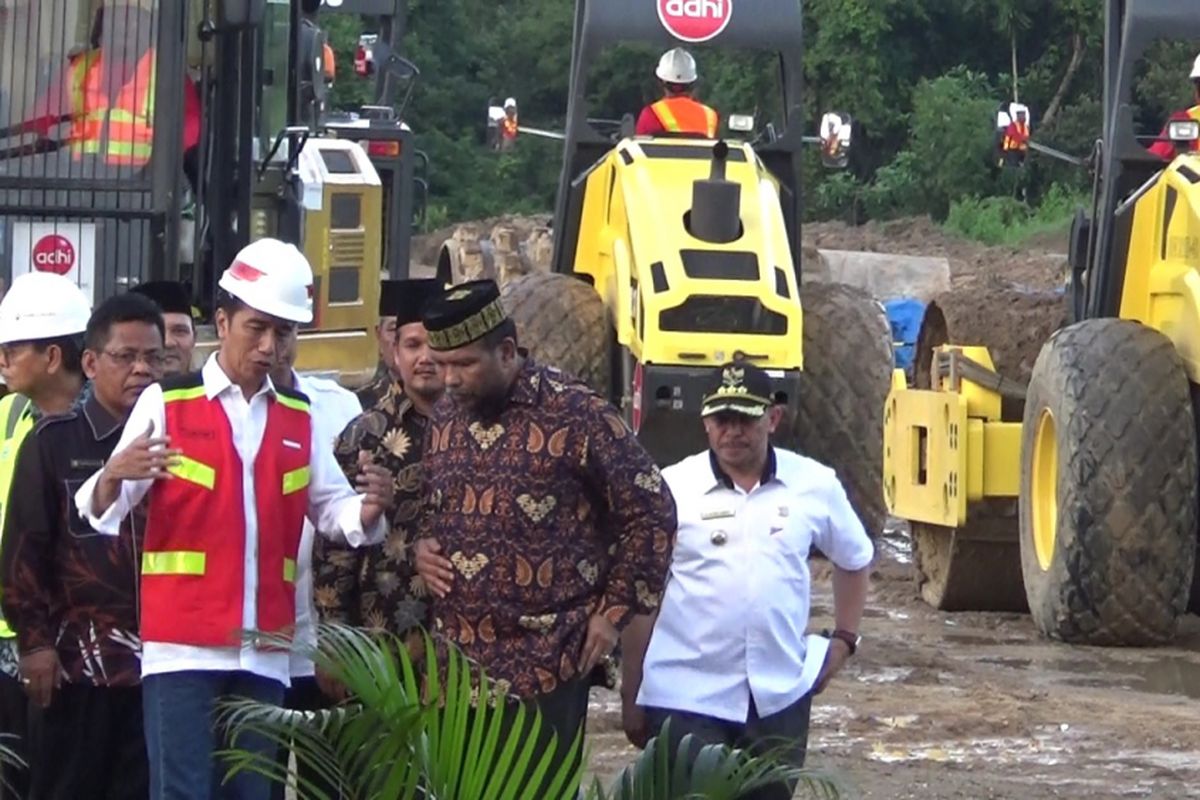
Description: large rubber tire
790,283,892,538
1020,319,1197,645
500,271,611,395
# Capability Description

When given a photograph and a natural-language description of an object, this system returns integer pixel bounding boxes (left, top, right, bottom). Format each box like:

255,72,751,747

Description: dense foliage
319,0,1198,231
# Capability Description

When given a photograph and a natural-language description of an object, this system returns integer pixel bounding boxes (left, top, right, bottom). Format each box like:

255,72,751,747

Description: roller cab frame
553,0,808,465
884,0,1200,642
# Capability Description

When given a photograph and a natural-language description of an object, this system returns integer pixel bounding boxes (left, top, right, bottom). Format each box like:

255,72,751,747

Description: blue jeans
143,670,285,800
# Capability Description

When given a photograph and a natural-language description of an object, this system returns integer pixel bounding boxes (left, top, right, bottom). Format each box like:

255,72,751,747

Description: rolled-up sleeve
73,384,163,535
306,422,385,547
582,397,676,629
812,472,875,571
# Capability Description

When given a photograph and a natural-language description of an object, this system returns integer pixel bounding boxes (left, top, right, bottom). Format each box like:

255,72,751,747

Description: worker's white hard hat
0,273,90,345
656,47,697,84
504,97,517,108
218,238,314,324
1191,54,1200,80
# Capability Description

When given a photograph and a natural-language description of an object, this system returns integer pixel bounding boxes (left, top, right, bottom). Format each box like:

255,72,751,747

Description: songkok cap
380,279,444,326
701,361,775,418
131,281,193,318
421,279,508,351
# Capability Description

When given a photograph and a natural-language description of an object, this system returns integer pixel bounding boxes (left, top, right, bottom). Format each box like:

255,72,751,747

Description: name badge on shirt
701,508,735,521
282,439,303,450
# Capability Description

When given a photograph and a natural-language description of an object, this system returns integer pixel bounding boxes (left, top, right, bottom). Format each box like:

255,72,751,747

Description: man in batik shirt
313,279,445,653
355,281,406,409
413,279,677,788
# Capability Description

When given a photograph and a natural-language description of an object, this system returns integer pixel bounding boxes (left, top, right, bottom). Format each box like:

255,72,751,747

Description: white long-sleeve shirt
291,372,362,678
74,354,385,687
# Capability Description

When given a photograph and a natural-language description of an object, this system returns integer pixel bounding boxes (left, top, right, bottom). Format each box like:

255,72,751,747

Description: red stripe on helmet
228,260,266,282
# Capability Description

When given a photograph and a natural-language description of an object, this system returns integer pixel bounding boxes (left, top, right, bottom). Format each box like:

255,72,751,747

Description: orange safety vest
67,47,156,167
140,375,312,648
501,116,519,139
1002,121,1029,153
651,96,718,138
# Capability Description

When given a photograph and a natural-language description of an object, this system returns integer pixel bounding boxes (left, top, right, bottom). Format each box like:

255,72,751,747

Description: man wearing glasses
0,291,166,799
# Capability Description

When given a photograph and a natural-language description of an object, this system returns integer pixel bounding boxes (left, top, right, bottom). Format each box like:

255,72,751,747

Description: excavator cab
0,0,418,386
884,0,1200,645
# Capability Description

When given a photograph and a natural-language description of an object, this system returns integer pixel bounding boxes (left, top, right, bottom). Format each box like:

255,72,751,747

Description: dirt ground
582,531,1200,799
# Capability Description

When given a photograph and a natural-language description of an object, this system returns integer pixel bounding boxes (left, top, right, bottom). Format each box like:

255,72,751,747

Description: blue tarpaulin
884,298,927,376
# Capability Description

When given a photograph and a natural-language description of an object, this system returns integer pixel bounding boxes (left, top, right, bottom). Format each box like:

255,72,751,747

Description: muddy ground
420,216,1200,797
582,533,1200,799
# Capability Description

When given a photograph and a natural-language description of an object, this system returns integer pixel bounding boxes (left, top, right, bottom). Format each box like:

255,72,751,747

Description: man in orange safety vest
635,47,719,138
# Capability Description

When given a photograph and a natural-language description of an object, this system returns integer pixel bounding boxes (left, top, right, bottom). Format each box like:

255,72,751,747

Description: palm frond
217,624,582,800
600,718,844,800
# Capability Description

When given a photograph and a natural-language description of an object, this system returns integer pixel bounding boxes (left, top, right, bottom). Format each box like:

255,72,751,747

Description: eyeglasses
103,349,166,368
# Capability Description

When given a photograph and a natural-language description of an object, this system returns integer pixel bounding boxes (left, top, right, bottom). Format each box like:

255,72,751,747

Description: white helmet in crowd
1191,53,1200,80
218,238,314,324
0,272,91,345
656,47,697,84
504,97,517,109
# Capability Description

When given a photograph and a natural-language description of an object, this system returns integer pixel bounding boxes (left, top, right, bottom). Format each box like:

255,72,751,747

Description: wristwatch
823,628,861,655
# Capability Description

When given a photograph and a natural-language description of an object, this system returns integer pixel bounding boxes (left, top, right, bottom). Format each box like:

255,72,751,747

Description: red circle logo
657,0,733,43
31,234,75,275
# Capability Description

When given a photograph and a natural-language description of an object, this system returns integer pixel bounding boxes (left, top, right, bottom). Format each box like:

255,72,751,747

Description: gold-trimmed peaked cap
701,361,775,418
421,279,509,351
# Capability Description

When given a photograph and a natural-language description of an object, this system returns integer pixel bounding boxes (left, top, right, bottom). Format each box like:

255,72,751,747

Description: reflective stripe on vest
67,48,157,166
651,97,718,138
142,550,297,583
0,394,35,639
167,455,216,490
282,466,310,495
143,550,206,576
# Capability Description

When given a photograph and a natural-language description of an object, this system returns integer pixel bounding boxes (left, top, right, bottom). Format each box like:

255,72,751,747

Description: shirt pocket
64,477,105,540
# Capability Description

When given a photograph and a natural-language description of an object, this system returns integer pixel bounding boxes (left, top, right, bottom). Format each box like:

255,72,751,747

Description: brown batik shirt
0,394,143,687
313,382,430,634
418,358,677,699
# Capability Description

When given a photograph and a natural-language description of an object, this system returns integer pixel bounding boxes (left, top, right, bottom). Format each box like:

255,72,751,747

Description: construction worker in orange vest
1148,54,1200,161
22,1,201,170
500,98,520,150
635,47,719,138
999,106,1031,167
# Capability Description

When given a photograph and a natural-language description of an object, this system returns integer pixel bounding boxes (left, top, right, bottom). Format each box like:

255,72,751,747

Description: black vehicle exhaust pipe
687,141,742,244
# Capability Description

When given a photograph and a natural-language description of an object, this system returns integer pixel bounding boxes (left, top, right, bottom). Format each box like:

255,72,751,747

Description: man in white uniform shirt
74,238,392,800
621,361,873,799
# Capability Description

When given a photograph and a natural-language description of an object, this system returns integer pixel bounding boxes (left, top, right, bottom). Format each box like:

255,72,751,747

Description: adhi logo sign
657,0,732,43
31,234,76,276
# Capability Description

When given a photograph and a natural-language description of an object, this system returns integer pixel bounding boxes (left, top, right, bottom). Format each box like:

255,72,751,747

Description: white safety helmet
218,238,314,324
504,97,517,109
1191,53,1200,81
656,47,698,85
0,272,90,345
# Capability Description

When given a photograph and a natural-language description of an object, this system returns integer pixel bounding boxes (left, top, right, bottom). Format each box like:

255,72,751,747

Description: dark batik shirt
314,382,429,634
0,393,143,687
419,359,676,699
354,363,394,412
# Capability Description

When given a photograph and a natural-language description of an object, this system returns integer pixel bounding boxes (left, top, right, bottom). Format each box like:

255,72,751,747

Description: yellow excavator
492,0,895,536
0,0,423,387
885,0,1200,644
